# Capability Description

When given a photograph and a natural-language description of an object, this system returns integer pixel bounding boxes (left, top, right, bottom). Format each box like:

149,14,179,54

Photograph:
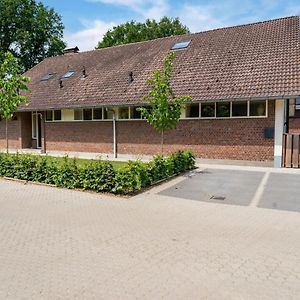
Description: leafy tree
0,0,66,71
97,17,189,48
138,52,191,153
0,52,30,152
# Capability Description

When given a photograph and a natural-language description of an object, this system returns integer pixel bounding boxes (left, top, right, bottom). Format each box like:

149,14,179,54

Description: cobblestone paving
0,178,299,299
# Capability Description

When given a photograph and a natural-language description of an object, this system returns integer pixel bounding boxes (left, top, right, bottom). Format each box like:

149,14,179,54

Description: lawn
45,155,128,170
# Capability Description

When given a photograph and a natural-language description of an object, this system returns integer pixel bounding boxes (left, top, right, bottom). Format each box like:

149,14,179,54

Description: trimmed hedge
0,150,195,194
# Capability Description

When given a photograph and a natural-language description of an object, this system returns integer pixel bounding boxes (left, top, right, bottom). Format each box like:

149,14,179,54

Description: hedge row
0,150,195,194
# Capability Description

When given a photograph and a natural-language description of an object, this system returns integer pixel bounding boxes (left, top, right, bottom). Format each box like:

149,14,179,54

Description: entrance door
32,113,42,149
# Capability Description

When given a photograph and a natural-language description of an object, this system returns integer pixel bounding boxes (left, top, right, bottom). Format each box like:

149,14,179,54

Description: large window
83,109,92,120
201,103,215,118
130,107,142,119
185,100,267,119
250,100,266,117
232,101,248,117
186,104,199,118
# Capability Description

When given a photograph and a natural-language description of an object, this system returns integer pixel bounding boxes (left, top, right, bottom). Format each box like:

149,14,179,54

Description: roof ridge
73,15,298,55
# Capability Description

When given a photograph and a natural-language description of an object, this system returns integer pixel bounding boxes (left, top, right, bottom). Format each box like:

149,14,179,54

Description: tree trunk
5,119,8,154
161,131,164,155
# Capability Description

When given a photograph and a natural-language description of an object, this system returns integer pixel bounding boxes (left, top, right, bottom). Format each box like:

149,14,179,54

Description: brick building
1,16,300,167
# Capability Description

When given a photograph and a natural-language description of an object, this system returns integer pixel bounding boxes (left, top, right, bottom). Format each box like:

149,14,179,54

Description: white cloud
88,0,168,19
64,19,116,51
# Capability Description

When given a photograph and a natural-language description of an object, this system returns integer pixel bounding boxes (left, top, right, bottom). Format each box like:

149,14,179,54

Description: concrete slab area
159,169,265,206
259,173,300,212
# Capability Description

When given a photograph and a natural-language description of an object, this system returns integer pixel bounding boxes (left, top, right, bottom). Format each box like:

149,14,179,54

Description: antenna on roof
128,72,134,83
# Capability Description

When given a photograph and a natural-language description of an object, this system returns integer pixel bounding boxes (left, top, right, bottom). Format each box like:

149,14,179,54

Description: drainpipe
37,112,46,154
106,108,117,158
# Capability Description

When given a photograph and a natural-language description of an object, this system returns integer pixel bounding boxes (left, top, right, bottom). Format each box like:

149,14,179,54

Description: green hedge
0,150,195,194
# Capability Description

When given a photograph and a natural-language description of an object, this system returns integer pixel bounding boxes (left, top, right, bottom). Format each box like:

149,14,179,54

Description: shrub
113,160,150,194
0,150,196,194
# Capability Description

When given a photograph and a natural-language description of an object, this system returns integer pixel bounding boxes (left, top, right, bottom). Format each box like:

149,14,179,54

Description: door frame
32,112,42,149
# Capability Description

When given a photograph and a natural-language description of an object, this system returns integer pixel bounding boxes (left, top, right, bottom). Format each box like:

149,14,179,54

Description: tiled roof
20,16,300,111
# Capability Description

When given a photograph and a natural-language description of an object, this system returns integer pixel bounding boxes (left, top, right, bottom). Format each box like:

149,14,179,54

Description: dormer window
62,71,75,79
41,72,55,81
171,40,191,50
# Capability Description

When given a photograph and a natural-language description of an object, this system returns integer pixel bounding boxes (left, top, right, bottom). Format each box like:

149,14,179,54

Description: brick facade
43,101,276,161
289,118,300,133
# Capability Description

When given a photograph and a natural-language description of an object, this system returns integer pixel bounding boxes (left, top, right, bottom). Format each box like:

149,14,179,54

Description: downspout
106,108,117,158
113,112,117,158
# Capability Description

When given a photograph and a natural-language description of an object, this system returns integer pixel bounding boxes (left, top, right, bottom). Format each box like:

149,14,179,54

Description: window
250,100,266,116
46,111,53,121
53,110,62,121
201,103,215,117
103,108,114,119
93,108,103,120
186,104,199,118
62,71,75,79
171,40,191,50
216,102,230,118
83,109,92,120
41,73,55,81
119,107,129,119
232,101,248,117
32,114,37,138
131,107,142,119
74,109,83,120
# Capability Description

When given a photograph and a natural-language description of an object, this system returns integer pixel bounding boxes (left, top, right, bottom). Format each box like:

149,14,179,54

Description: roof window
62,71,75,79
171,40,191,50
41,72,55,81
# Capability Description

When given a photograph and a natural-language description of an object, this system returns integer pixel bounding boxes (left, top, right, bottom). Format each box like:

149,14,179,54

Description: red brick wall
0,117,21,149
289,118,300,133
45,121,113,153
44,101,275,161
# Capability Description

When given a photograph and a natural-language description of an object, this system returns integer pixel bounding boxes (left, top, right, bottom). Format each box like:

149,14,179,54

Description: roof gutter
17,94,300,112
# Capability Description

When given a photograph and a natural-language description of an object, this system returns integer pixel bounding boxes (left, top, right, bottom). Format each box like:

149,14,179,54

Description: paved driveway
0,173,300,300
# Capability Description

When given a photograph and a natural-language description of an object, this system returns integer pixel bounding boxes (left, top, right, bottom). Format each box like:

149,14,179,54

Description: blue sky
41,0,300,51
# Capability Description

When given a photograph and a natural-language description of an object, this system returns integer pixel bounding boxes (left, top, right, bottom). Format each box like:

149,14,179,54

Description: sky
41,0,300,51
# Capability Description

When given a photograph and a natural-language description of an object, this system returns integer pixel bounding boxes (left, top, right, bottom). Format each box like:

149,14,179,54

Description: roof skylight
41,72,55,81
171,40,191,50
62,71,75,79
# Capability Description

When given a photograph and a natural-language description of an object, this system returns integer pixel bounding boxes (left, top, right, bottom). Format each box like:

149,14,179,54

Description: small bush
0,150,196,194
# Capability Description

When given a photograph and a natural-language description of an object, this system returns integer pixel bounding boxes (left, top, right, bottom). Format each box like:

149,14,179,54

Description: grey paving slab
259,173,300,212
159,169,264,206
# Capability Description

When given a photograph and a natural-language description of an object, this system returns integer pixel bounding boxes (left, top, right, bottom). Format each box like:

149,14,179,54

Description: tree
138,52,191,153
0,0,66,71
0,52,30,152
97,17,189,49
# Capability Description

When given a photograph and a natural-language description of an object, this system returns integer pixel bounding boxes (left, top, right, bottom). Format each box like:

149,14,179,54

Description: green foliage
0,150,196,195
138,52,191,152
0,52,29,120
0,0,66,71
97,17,189,49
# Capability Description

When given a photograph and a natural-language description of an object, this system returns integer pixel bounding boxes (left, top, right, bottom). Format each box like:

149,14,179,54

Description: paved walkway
0,173,299,299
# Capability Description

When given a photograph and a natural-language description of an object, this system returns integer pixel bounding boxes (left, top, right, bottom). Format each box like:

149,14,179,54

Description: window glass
296,98,300,109
232,101,248,117
74,109,83,120
32,114,37,138
119,107,129,119
46,111,53,121
131,107,142,119
103,108,114,119
186,104,199,118
93,108,102,120
201,103,215,117
216,102,230,117
83,109,92,120
250,100,266,116
54,110,61,121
